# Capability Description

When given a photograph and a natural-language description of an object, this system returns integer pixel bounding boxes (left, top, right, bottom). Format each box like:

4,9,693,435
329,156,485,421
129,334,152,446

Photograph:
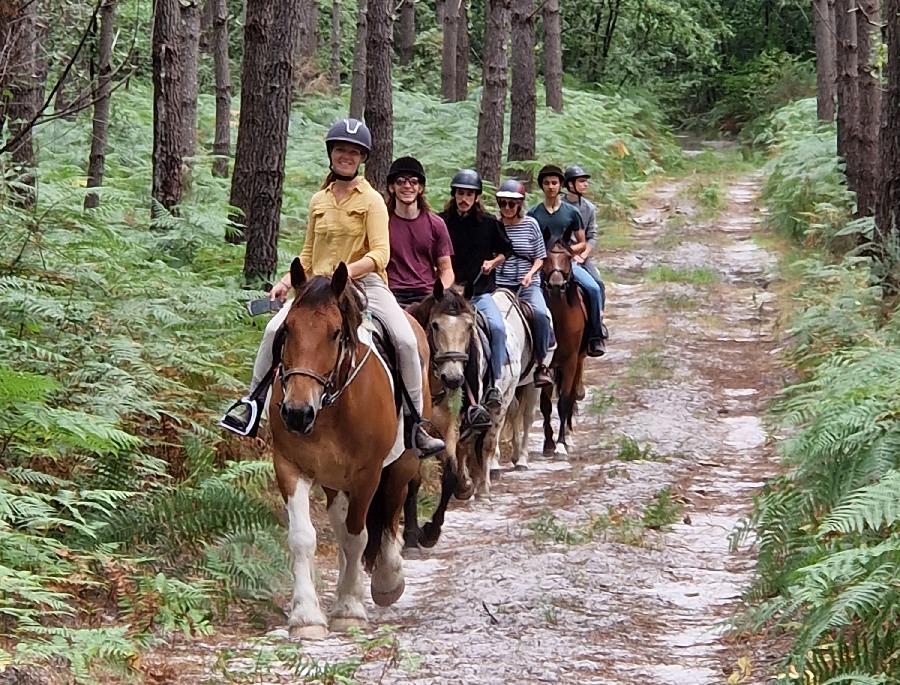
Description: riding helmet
387,156,426,184
537,164,565,186
495,179,526,199
325,118,372,155
564,164,591,184
450,168,483,194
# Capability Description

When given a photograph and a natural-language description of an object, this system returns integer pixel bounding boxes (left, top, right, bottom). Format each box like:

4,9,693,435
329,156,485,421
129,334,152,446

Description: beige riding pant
251,273,424,415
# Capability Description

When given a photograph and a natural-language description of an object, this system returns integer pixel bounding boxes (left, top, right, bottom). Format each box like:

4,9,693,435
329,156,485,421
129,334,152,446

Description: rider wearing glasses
493,179,553,388
220,120,445,458
384,157,455,307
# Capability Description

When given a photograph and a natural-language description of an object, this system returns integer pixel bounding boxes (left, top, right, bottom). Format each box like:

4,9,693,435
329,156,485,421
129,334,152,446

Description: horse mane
409,286,471,328
292,275,363,343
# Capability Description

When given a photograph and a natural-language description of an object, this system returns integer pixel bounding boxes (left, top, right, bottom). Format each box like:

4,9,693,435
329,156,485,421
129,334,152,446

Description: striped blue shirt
495,216,546,287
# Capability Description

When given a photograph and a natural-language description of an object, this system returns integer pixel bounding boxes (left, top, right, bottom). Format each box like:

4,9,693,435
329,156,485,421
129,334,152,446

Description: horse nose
281,402,316,434
441,372,463,390
549,272,565,288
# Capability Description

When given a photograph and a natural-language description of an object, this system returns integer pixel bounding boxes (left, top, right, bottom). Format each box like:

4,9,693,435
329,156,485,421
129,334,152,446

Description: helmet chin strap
330,165,357,182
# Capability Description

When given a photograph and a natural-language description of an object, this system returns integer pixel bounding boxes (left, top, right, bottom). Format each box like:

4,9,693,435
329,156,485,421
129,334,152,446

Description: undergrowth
0,80,678,680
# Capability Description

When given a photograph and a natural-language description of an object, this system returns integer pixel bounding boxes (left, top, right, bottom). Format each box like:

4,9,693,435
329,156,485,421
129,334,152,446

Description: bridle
543,243,575,292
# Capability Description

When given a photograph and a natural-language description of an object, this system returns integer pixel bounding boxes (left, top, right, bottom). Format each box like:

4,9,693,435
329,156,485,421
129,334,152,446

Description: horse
540,240,588,457
269,258,425,639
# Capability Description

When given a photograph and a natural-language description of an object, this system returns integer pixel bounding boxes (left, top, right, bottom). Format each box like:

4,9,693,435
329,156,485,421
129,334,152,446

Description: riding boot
413,422,445,458
534,365,553,388
219,374,272,437
587,337,606,357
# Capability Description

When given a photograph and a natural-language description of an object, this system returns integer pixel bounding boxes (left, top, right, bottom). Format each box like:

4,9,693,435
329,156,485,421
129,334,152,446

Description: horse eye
430,321,439,331
332,329,341,341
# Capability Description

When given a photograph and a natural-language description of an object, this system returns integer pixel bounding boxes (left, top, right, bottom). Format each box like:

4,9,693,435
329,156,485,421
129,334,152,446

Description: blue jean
517,284,552,361
573,263,604,338
473,293,507,381
579,259,606,310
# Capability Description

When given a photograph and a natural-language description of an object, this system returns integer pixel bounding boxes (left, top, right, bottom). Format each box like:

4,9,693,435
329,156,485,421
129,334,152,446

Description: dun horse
270,259,422,639
540,241,588,456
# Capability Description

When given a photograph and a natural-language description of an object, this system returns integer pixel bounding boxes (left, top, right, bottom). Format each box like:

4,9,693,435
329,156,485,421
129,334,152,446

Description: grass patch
599,220,637,251
615,435,665,462
586,386,618,416
528,509,648,547
642,486,684,530
657,292,700,312
625,345,674,382
686,177,726,215
645,265,719,286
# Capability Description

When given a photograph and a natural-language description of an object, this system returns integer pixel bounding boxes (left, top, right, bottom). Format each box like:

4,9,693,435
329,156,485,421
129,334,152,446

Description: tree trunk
349,0,367,119
295,0,318,83
227,0,299,287
3,0,42,204
441,0,459,101
436,0,446,25
814,0,837,122
475,0,511,186
151,0,200,213
330,0,341,87
507,0,536,171
364,0,393,192
855,0,880,217
875,0,900,293
398,0,415,66
455,0,468,99
199,0,213,50
835,0,858,194
543,0,563,113
211,0,231,178
85,0,116,209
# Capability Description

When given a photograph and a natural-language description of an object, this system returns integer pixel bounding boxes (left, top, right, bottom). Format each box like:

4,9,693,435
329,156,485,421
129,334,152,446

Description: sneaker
219,397,263,437
461,404,492,433
587,338,606,357
414,424,445,458
534,365,553,388
483,386,502,412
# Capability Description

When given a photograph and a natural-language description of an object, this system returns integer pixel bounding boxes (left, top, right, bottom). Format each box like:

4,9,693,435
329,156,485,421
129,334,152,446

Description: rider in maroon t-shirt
385,157,455,306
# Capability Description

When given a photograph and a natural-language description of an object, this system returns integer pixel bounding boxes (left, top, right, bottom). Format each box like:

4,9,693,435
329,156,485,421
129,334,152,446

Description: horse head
543,240,576,305
276,259,364,435
410,279,475,392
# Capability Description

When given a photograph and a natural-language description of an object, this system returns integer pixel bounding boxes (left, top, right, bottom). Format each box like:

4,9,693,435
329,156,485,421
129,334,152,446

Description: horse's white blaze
286,478,327,629
327,492,368,622
371,529,404,600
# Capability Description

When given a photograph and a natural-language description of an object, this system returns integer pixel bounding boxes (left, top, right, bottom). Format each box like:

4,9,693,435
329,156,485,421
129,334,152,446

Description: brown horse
540,241,587,456
269,258,424,639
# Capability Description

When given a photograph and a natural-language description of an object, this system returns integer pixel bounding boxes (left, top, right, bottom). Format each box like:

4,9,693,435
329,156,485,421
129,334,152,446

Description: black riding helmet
387,156,426,184
450,168,483,194
537,164,565,187
325,118,372,181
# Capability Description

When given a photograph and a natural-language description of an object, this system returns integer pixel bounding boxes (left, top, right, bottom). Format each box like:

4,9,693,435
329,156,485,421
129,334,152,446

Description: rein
428,322,480,408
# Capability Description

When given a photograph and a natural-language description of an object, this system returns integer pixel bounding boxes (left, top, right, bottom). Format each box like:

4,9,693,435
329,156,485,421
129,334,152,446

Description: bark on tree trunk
436,0,446,25
349,0,367,119
855,0,880,217
181,1,200,158
228,0,299,284
330,0,341,87
85,0,116,209
199,0,213,51
475,0,511,186
295,0,318,83
814,0,837,122
364,0,393,192
875,0,900,293
507,0,536,173
398,0,415,66
211,0,231,178
455,0,468,100
543,0,563,113
441,0,459,101
3,0,42,204
835,0,859,193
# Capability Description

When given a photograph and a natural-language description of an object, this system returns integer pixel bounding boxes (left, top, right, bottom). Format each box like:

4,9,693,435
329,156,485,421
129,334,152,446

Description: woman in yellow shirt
220,118,444,457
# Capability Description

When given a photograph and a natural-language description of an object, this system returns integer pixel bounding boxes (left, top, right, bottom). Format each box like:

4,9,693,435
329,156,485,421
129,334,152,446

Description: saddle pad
359,321,405,469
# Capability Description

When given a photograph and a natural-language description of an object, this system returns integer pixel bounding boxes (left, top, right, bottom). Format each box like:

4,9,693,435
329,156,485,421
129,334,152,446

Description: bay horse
540,240,587,457
269,258,423,639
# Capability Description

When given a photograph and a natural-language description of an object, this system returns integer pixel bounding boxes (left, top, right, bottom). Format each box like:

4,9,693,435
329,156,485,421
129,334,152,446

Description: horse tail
419,454,459,548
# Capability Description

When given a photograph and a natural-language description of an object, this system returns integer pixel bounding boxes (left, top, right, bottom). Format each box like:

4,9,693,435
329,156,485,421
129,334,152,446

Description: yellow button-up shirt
299,177,390,284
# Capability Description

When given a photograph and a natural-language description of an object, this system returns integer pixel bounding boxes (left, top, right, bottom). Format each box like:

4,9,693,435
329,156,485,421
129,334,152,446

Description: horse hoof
455,482,475,500
329,616,367,632
403,532,420,550
489,468,502,481
554,443,568,457
514,463,529,472
289,624,328,641
418,523,440,548
371,578,405,607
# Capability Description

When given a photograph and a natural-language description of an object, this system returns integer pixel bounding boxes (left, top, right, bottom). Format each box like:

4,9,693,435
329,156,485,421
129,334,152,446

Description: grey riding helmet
325,118,372,180
564,164,591,192
495,179,526,199
450,168,483,194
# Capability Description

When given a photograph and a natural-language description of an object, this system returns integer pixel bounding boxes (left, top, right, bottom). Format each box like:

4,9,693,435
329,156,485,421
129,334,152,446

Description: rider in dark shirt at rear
440,169,512,410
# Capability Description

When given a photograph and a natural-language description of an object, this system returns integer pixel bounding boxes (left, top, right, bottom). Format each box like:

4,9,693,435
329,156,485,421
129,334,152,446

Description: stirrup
461,404,492,434
219,396,262,438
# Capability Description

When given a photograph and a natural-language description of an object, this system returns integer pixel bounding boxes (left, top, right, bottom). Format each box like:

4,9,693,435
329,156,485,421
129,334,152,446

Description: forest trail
153,156,783,684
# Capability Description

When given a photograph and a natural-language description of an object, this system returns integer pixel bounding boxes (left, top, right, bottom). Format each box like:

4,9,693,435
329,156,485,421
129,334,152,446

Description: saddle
365,313,404,416
493,287,539,381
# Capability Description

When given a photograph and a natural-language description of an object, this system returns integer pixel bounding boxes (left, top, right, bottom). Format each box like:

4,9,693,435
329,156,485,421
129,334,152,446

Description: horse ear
290,258,306,290
331,262,349,297
433,278,444,301
463,280,474,300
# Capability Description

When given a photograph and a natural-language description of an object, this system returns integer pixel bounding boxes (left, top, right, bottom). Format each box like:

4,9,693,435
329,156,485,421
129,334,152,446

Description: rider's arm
353,193,390,279
437,255,455,288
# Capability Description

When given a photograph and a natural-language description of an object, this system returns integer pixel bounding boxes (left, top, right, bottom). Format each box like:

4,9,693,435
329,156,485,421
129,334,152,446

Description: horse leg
556,362,578,457
327,490,370,632
368,451,417,607
280,466,328,640
541,385,556,455
402,474,422,550
420,452,459,548
474,432,491,499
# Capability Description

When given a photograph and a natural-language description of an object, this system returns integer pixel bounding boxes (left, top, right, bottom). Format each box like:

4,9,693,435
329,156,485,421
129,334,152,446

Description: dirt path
155,162,784,684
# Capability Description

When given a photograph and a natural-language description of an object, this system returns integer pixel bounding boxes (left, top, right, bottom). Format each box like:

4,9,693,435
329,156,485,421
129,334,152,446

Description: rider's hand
270,280,290,301
521,272,533,288
481,259,495,274
574,253,586,264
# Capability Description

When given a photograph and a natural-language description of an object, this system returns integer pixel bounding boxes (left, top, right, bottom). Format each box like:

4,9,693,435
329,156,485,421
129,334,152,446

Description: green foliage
615,436,662,462
645,265,719,285
642,486,683,529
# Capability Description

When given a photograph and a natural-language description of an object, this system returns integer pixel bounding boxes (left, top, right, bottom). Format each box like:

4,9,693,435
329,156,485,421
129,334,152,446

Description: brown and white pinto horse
270,258,423,639
540,240,587,456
